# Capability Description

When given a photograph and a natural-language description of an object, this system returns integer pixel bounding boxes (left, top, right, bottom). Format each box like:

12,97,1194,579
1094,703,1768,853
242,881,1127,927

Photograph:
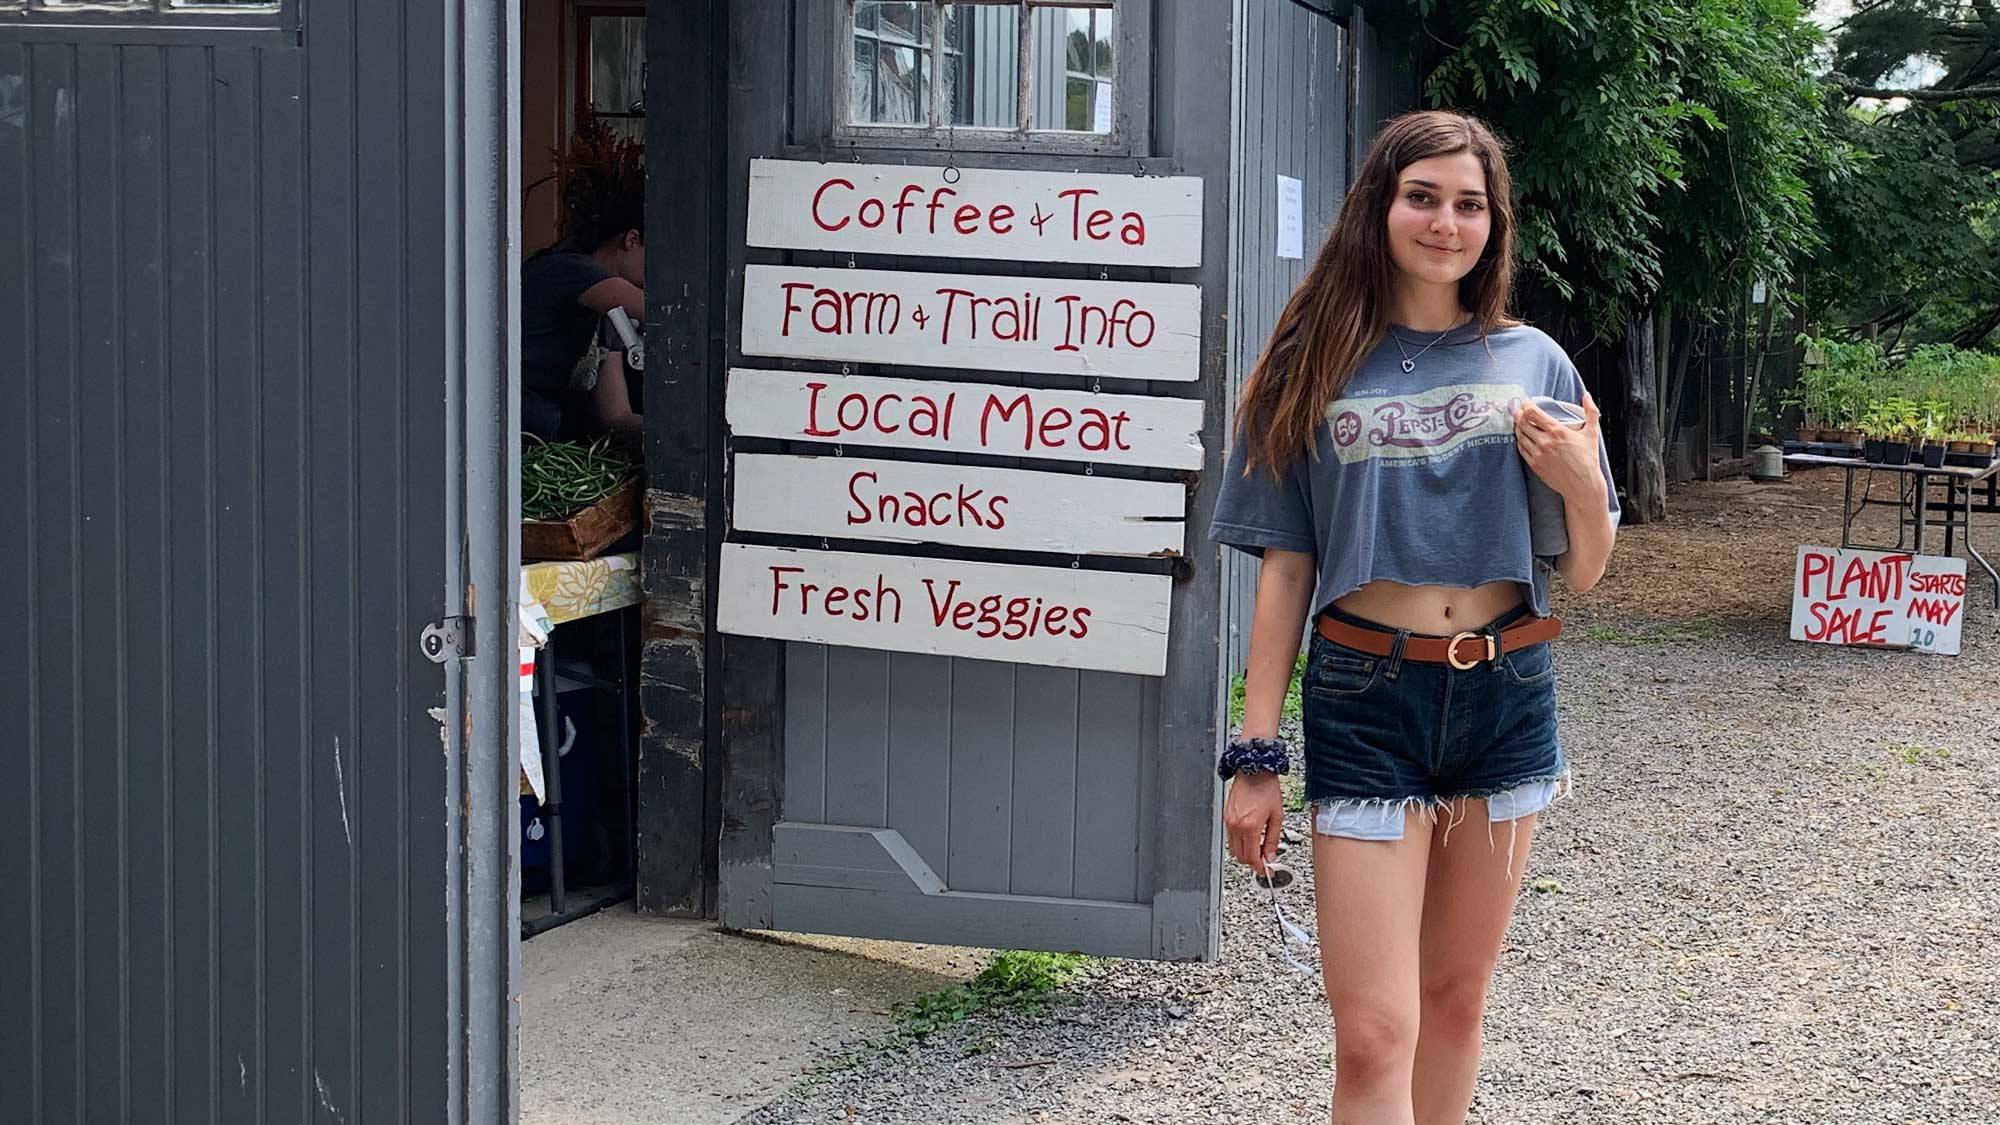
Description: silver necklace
1388,320,1463,373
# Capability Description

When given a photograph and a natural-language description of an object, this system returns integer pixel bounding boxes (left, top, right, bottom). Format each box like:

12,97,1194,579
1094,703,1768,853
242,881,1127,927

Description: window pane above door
589,16,646,117
944,2,1019,128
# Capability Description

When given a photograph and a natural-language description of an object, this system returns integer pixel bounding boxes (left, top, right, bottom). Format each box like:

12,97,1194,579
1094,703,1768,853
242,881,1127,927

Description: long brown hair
1234,110,1520,475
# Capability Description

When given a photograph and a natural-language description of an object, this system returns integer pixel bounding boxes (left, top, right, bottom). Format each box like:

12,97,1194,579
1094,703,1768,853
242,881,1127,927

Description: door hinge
420,615,475,663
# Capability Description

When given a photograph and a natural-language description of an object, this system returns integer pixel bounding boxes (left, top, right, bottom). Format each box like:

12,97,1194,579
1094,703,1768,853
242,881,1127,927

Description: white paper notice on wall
717,543,1173,676
725,368,1205,470
1092,80,1115,133
1789,545,1967,656
731,453,1187,558
740,265,1203,381
1277,175,1304,260
746,159,1200,266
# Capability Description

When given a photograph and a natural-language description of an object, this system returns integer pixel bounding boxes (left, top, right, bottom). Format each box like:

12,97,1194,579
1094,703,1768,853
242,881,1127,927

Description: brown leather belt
1316,613,1563,671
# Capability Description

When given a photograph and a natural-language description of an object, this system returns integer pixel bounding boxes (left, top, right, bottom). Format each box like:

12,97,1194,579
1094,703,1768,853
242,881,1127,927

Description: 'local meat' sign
724,368,1204,470
722,160,1204,676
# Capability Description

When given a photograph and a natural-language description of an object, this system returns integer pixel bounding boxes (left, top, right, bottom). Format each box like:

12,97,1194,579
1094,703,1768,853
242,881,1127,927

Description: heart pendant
1401,359,1415,373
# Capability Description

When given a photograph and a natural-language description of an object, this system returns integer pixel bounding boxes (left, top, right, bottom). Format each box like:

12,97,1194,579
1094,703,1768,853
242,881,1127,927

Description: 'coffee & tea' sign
746,159,1203,266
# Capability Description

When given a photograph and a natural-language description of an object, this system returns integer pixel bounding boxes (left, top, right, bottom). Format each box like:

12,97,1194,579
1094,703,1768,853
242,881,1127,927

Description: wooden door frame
636,0,730,916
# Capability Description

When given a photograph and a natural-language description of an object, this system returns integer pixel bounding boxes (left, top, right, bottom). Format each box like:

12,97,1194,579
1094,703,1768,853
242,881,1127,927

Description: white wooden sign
718,543,1172,676
746,159,1203,267
725,368,1204,470
740,265,1202,382
732,453,1187,558
1790,545,1967,656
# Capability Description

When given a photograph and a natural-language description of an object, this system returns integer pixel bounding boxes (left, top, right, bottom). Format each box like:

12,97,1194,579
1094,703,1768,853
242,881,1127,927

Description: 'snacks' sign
1789,545,1967,656
732,453,1187,558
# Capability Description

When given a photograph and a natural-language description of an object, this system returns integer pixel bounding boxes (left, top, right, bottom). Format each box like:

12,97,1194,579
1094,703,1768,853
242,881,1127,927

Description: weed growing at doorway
893,951,1097,1041
787,951,1100,1092
1578,619,1722,646
1228,651,1308,729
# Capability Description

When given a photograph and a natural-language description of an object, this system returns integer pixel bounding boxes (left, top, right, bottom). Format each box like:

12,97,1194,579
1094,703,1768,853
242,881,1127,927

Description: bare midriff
1331,577,1527,637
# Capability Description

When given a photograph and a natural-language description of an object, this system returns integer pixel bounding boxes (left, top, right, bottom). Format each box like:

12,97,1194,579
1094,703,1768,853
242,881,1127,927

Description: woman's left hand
1514,390,1607,503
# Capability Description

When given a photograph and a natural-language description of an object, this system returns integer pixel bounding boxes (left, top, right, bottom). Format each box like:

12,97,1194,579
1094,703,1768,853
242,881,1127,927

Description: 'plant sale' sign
1789,545,1967,656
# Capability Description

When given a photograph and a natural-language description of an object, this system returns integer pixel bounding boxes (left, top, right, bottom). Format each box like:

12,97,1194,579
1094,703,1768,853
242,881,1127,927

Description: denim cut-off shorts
1303,604,1568,842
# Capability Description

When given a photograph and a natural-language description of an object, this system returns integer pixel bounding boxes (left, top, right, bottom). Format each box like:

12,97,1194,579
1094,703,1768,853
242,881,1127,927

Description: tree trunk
1623,311,1667,525
1659,313,1699,482
1745,294,1778,442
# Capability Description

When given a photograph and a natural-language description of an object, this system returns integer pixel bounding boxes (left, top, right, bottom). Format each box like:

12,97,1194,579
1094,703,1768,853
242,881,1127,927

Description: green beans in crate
521,435,637,522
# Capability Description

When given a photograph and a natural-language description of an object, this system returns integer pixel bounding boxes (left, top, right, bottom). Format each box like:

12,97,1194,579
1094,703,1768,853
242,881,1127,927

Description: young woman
1209,110,1619,1124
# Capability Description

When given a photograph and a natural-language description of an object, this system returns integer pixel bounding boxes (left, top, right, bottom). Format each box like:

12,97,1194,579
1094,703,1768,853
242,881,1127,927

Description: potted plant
1859,401,1892,463
1795,336,1878,446
1881,396,1919,465
1783,365,1829,442
1919,409,1949,468
1827,361,1873,445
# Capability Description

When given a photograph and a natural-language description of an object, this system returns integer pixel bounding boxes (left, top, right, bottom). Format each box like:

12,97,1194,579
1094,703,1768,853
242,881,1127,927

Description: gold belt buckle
1447,630,1496,671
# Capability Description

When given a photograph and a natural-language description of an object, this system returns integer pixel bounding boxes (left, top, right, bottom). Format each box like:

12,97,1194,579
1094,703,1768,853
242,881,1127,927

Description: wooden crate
522,474,640,561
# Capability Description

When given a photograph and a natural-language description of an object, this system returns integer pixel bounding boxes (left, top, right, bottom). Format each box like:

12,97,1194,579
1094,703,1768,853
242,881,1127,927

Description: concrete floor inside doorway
521,905,981,1124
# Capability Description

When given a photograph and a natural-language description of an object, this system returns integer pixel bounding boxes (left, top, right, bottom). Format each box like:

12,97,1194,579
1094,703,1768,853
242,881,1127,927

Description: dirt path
746,466,2000,1124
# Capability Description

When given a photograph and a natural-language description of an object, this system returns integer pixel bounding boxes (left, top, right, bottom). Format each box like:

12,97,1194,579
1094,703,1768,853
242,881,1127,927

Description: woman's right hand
1224,772,1286,876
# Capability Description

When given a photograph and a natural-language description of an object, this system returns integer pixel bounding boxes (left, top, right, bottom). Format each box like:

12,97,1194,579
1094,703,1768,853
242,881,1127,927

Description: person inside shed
521,118,645,449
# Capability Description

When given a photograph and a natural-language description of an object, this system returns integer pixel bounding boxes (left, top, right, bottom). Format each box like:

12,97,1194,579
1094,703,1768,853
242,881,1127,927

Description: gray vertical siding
961,5,1017,126
0,5,471,1119
1220,1,1350,676
784,650,1152,905
1030,10,1066,129
1218,4,1421,675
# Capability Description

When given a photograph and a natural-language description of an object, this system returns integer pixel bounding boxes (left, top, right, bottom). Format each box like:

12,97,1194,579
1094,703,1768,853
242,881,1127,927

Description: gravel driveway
747,479,2000,1124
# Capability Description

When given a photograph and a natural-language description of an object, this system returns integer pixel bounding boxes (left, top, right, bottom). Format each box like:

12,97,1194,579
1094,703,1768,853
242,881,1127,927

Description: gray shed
638,0,1419,964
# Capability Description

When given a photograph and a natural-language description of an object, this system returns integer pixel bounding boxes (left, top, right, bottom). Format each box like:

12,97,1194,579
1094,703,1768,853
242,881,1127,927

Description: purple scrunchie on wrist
1218,737,1291,780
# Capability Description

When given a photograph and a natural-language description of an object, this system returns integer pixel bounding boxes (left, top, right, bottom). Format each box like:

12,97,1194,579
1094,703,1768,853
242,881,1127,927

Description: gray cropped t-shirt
1209,322,1620,618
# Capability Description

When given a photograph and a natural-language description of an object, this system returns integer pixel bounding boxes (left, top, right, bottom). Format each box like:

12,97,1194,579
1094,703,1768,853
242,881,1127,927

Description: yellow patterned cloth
522,551,640,626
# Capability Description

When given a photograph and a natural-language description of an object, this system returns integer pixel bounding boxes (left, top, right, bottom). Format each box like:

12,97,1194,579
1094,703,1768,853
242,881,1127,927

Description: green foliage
889,951,1096,1044
1799,101,2000,334
1785,336,1877,429
1226,650,1307,729
1411,0,1831,335
1795,3,2000,343
1803,335,2000,436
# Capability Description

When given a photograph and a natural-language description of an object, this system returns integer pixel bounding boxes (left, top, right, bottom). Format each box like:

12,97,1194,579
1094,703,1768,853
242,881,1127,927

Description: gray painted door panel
771,644,1159,958
0,4,515,1120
